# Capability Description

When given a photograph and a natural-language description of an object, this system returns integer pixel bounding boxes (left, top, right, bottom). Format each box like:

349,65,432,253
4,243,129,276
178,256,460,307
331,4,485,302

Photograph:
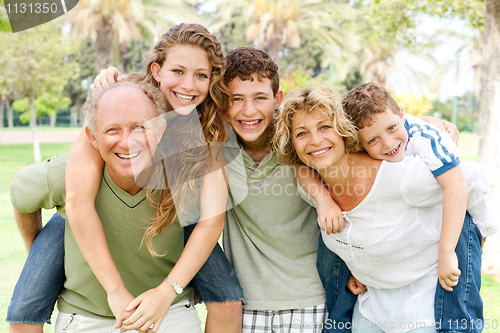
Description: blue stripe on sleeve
431,157,460,177
407,122,458,169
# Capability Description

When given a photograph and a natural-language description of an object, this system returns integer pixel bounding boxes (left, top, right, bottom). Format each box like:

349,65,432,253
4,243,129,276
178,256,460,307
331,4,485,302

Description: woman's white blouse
324,157,444,333
298,155,492,333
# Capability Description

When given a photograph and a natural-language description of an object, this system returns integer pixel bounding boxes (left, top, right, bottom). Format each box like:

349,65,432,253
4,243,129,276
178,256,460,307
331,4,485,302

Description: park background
1,0,500,332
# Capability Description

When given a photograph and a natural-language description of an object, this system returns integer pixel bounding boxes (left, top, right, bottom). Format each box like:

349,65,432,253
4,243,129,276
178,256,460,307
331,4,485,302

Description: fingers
92,67,122,92
321,216,345,235
117,74,128,83
443,120,459,145
126,294,143,311
439,272,460,292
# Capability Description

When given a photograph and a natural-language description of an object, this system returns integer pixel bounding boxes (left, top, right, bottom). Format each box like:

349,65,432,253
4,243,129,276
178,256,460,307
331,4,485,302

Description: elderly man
9,81,203,333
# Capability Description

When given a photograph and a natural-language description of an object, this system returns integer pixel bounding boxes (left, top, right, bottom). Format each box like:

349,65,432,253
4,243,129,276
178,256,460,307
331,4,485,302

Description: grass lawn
0,134,498,333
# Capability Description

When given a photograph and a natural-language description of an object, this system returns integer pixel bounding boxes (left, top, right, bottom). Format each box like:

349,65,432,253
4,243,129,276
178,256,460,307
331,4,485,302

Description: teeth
386,147,398,155
310,148,329,156
175,92,195,101
117,152,140,159
240,120,260,125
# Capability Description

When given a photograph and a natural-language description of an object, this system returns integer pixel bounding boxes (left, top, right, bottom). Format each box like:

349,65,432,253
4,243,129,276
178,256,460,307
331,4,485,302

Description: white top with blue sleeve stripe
403,114,497,237
404,114,460,177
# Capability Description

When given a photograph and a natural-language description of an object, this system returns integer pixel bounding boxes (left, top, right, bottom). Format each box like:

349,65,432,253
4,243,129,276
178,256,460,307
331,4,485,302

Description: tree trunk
119,41,128,73
266,26,284,65
95,22,114,72
0,95,5,128
29,94,41,162
478,0,500,278
50,114,56,127
7,96,13,128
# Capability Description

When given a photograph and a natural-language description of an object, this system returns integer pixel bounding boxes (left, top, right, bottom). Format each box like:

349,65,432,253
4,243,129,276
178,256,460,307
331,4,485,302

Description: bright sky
388,15,480,102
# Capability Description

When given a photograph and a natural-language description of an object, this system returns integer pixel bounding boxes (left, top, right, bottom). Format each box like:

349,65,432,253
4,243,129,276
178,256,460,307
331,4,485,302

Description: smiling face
358,109,408,162
151,44,212,114
227,75,283,149
291,109,346,170
87,85,165,195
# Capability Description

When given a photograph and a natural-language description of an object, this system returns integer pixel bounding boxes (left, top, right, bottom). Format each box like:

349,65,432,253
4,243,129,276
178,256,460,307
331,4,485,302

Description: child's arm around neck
65,127,134,326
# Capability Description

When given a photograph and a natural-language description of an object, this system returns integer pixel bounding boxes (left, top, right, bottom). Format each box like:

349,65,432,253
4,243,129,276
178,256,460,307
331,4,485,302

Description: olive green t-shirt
10,154,193,319
223,131,325,311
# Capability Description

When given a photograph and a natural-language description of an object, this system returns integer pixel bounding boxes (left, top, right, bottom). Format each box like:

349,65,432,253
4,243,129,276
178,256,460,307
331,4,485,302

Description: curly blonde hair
273,85,361,166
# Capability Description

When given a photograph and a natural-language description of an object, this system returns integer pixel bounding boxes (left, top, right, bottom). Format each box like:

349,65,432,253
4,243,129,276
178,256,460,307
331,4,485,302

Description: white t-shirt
321,157,441,333
405,115,496,237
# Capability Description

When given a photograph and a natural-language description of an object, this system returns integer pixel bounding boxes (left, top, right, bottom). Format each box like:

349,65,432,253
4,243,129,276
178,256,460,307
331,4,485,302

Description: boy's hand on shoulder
316,196,345,234
420,116,459,145
347,275,367,295
437,251,461,291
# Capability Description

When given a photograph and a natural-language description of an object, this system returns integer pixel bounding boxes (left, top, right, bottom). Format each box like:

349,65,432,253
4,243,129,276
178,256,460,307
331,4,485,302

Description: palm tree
206,0,353,63
66,0,199,72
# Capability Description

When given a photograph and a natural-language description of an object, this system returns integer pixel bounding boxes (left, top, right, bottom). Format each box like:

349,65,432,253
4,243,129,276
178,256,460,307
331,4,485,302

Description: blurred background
1,0,499,331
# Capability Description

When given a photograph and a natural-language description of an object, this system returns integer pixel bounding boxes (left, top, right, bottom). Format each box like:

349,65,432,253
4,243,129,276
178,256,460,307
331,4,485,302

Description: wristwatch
165,277,183,295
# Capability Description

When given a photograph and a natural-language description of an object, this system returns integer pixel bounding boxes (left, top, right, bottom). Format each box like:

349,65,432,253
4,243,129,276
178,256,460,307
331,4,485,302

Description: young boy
339,82,496,332
222,46,356,333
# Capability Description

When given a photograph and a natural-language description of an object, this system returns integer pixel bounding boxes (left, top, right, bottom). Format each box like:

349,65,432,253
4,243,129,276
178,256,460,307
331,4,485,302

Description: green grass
1,135,498,333
0,143,73,333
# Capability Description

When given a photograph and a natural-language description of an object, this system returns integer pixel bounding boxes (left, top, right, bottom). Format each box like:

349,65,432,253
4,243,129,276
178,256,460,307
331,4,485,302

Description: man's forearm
14,208,42,252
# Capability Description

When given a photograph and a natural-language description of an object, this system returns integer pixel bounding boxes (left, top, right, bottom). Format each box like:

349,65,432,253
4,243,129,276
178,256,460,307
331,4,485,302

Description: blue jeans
317,234,358,333
434,212,483,333
6,213,66,324
184,223,245,304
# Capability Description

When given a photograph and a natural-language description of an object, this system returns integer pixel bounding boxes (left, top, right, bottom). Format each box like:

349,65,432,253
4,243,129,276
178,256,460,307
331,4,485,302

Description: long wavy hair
129,23,230,256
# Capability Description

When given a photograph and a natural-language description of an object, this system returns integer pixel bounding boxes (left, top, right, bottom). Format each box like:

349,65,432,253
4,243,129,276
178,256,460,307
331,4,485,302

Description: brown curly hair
342,82,400,129
224,46,279,95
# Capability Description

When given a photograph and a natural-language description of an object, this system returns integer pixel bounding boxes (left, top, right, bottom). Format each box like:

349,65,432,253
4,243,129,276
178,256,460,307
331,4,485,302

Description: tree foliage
0,0,12,32
1,20,79,161
13,93,71,123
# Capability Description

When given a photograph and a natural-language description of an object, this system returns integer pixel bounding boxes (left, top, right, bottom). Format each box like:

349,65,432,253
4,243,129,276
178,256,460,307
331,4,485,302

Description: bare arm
66,128,133,327
292,164,344,234
436,165,468,291
14,208,42,252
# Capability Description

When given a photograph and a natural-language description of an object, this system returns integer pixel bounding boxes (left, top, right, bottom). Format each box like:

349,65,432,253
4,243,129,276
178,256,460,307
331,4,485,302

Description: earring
157,81,160,88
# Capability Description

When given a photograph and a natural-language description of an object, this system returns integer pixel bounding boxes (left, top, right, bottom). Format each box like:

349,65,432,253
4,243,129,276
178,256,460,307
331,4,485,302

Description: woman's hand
90,66,127,92
107,287,135,330
120,281,177,333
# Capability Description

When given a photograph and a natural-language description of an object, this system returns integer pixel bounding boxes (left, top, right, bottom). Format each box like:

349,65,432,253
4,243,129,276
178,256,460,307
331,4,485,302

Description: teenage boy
222,46,356,333
341,82,496,333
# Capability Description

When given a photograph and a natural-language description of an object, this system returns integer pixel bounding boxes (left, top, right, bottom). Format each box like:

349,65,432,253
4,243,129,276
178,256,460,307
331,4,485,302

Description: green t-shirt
10,154,193,319
223,131,325,311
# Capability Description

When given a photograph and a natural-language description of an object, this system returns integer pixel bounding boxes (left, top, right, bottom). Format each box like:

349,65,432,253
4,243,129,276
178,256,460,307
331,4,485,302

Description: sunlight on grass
1,136,498,333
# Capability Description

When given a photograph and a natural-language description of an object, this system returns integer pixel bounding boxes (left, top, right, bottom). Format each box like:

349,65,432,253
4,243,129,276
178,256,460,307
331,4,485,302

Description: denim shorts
6,213,66,324
434,212,483,333
184,223,245,304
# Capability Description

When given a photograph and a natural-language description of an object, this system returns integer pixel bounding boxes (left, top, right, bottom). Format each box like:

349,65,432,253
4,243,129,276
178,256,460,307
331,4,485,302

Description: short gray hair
83,80,167,135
